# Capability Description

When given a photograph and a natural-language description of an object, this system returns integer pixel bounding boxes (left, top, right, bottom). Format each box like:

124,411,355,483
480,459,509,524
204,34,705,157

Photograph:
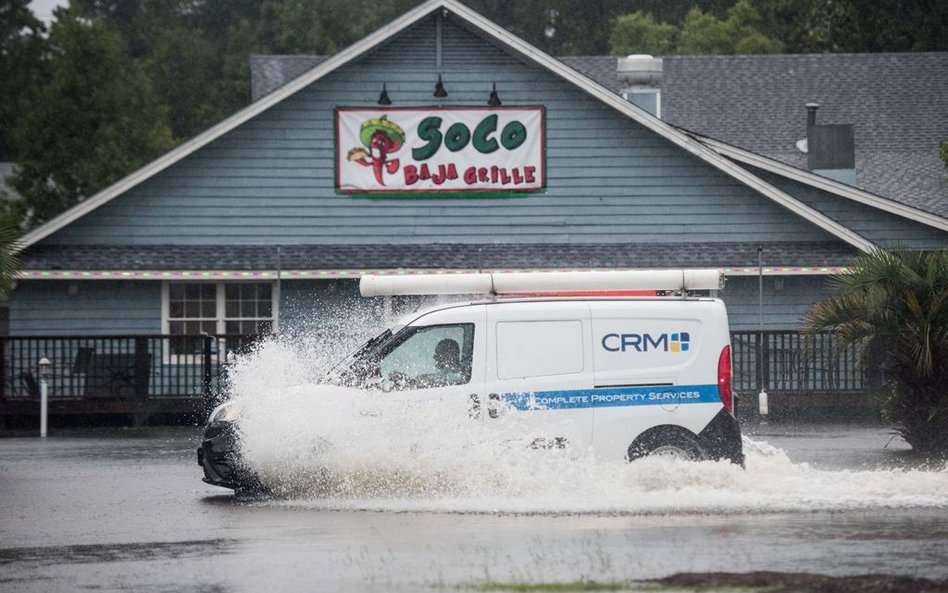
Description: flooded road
2,424,947,592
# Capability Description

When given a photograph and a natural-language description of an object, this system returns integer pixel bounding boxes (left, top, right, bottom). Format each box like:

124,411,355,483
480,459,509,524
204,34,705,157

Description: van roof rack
359,269,724,297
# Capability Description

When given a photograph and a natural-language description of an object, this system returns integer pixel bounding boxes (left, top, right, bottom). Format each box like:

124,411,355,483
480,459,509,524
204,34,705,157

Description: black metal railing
1,331,870,407
0,334,265,413
730,330,868,394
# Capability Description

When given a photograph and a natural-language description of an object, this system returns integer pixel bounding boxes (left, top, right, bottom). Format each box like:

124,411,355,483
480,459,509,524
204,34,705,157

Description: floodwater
2,425,947,592
2,337,948,592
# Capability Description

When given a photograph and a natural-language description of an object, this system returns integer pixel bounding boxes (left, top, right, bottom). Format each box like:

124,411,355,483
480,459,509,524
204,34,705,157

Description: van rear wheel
628,428,706,462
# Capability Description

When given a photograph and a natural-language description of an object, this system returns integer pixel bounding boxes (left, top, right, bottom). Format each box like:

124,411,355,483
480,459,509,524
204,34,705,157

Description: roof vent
617,55,663,85
617,55,663,117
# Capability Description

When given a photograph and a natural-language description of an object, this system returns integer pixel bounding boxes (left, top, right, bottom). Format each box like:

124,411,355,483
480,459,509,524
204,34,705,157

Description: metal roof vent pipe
617,55,663,117
801,102,856,185
806,102,819,131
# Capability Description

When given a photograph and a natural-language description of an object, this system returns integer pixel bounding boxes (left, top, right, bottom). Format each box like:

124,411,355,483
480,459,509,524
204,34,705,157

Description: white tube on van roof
359,269,723,297
360,273,494,296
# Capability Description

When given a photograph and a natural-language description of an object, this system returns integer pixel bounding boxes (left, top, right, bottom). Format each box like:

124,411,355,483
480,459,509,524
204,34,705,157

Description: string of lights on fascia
17,266,849,280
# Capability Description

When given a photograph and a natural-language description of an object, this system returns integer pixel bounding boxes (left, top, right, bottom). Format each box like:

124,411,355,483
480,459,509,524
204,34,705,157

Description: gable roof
251,55,329,101
562,53,948,218
19,0,941,253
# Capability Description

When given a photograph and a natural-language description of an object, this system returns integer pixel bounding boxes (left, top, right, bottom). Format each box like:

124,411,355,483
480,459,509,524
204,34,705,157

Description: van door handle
468,394,481,419
488,393,501,419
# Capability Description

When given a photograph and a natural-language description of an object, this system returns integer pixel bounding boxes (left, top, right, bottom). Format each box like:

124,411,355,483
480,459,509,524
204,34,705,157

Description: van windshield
323,328,393,386
324,323,474,391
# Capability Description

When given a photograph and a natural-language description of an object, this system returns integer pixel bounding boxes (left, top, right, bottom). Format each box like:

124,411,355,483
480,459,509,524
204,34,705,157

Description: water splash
228,336,948,515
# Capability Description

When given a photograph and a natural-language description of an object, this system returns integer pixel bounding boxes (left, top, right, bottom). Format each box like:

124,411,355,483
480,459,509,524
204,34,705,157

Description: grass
463,579,776,592
469,580,629,592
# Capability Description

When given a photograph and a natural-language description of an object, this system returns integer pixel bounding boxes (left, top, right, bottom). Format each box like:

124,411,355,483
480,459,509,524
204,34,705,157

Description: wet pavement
1,423,947,592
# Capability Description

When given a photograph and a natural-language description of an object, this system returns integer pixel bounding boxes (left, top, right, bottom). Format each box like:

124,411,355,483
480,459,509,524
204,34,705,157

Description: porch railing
0,330,871,415
0,334,264,415
730,330,868,394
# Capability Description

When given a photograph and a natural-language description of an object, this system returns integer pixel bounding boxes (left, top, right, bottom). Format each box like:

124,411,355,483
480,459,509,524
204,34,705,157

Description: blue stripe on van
502,384,720,411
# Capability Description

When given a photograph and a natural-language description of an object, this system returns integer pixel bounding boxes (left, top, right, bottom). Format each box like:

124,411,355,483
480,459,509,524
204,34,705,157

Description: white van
199,270,744,491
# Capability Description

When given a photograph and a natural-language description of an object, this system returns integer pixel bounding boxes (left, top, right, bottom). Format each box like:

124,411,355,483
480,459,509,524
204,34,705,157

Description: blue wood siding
721,275,831,331
280,276,825,337
43,15,838,247
750,167,948,249
280,279,384,338
9,281,161,335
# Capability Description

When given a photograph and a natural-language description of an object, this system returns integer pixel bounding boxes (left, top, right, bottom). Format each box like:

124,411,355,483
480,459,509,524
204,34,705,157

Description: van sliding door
485,302,594,452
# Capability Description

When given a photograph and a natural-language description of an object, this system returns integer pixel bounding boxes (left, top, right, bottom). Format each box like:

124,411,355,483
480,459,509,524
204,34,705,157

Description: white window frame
161,280,280,364
622,87,661,117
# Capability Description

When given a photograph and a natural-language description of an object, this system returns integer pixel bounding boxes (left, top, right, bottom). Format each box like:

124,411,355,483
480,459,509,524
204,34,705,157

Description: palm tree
804,245,948,455
0,221,19,297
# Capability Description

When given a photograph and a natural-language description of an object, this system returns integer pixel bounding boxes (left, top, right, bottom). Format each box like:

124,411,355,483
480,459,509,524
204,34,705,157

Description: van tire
628,427,707,462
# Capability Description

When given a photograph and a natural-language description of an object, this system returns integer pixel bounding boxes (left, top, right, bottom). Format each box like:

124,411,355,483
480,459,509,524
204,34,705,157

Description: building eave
695,134,948,232
17,266,849,281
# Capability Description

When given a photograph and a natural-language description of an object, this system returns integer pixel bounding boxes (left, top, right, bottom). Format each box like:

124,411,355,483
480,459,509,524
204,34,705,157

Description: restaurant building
4,0,946,414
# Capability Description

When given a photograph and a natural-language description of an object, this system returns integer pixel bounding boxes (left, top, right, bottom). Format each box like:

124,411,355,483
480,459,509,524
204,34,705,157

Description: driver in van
386,337,466,388
418,338,464,386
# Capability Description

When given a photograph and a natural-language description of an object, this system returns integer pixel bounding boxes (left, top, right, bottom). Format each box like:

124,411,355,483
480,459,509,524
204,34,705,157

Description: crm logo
670,332,690,353
602,332,693,353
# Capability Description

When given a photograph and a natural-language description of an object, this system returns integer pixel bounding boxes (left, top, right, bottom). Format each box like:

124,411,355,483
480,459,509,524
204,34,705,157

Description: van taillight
718,345,733,414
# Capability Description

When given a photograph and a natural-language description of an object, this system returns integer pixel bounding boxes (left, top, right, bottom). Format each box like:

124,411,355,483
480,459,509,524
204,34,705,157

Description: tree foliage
7,7,174,228
610,0,782,56
0,219,19,296
0,0,47,161
804,246,948,455
679,0,782,54
609,12,676,56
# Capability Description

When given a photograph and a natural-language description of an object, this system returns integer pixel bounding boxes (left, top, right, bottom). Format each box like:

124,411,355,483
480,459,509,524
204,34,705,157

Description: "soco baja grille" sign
335,106,545,195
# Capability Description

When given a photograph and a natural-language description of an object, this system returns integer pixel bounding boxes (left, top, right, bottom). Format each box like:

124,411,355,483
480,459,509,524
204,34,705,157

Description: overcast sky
30,0,65,24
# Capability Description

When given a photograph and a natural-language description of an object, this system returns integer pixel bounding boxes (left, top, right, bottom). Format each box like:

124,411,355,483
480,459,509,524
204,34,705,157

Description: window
167,283,218,337
623,89,661,117
163,282,278,359
223,283,274,335
377,324,474,389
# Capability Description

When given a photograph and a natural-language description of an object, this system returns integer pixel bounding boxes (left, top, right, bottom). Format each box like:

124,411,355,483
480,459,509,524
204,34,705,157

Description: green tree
8,7,174,228
940,141,948,169
71,0,247,140
678,0,782,55
609,11,677,56
804,246,948,455
608,0,781,56
71,0,422,140
0,220,19,296
0,0,47,161
267,0,411,54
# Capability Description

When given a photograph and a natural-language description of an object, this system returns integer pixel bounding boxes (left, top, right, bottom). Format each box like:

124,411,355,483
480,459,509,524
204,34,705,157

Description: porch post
202,335,214,421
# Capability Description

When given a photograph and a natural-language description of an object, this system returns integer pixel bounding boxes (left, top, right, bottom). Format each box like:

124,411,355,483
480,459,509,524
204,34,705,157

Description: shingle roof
20,242,857,272
561,54,948,217
250,55,328,101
